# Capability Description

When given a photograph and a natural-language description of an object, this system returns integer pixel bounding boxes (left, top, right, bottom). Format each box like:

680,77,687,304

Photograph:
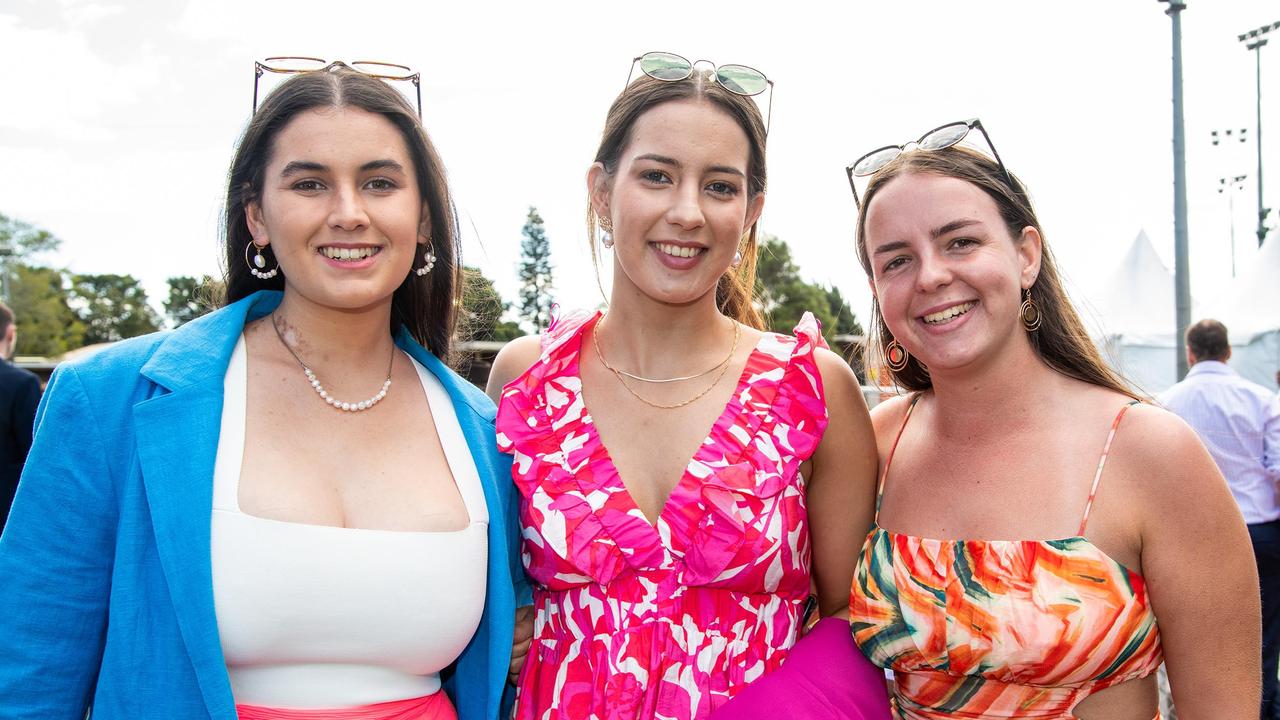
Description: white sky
1,0,1277,335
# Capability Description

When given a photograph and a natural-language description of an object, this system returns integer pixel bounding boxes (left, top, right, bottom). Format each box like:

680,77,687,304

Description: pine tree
517,207,554,332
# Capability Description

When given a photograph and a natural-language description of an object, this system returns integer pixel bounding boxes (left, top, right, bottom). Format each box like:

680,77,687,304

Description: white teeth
655,243,705,259
321,247,379,261
923,301,976,324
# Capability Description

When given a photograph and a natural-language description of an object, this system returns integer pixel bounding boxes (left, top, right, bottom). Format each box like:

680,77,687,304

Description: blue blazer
0,291,525,720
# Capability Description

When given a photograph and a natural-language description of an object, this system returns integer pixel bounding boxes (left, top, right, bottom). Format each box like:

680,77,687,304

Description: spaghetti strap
1078,401,1140,536
875,393,922,520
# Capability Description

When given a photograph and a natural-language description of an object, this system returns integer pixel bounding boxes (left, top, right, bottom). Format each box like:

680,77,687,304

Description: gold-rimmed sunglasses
625,51,774,132
252,56,422,116
845,118,1014,210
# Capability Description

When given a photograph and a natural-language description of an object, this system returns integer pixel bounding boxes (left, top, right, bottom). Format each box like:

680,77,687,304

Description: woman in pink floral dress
486,53,880,720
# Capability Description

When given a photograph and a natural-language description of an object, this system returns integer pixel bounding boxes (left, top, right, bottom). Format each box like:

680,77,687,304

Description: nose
328,185,369,232
915,247,953,293
665,183,705,232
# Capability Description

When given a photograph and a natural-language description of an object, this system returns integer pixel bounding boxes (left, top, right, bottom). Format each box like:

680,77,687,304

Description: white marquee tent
1083,230,1196,395
1202,236,1280,392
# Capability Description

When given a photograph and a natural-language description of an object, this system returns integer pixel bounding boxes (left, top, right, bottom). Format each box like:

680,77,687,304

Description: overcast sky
1,0,1276,336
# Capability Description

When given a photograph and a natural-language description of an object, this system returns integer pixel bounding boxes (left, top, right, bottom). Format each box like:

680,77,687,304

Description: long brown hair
587,72,768,328
855,146,1139,400
222,68,461,360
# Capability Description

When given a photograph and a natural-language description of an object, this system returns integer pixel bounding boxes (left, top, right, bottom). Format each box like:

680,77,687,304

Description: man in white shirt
1162,319,1280,718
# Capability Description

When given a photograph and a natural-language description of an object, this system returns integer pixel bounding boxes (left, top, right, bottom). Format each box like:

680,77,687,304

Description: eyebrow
279,159,406,177
930,218,981,239
872,240,910,257
872,219,983,257
634,153,745,178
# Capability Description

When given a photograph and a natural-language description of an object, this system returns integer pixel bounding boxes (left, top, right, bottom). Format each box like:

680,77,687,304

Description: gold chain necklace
591,316,741,410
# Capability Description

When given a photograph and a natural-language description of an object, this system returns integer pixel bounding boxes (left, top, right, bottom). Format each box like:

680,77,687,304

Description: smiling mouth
320,247,381,261
922,301,976,325
654,243,706,259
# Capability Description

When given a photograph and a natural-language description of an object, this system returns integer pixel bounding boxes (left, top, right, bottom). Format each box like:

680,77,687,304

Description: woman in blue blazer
0,64,524,720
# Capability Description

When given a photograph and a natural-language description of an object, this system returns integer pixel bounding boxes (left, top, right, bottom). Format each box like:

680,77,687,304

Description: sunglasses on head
626,51,773,133
253,56,422,117
845,119,1014,210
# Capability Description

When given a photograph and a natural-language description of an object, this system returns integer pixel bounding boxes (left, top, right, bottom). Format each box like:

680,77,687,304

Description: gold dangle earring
884,338,909,372
1020,287,1042,332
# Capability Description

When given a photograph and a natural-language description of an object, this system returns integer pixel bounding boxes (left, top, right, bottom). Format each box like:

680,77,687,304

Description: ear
245,199,269,246
419,204,433,246
587,162,611,221
743,192,765,232
1017,225,1043,288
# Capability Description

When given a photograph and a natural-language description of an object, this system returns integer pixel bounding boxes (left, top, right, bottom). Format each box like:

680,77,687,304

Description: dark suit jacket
0,360,41,534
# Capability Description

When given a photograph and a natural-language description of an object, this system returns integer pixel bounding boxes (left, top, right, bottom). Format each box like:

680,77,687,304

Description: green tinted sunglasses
625,51,773,132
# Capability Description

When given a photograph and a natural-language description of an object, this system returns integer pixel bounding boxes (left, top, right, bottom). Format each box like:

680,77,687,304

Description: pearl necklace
272,314,394,413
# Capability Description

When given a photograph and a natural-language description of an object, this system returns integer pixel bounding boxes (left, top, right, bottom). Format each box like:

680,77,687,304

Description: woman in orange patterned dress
844,120,1260,719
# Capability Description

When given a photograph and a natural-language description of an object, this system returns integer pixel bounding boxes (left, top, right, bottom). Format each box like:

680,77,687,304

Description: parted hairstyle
586,72,768,329
855,146,1139,400
222,67,461,359
1186,319,1230,362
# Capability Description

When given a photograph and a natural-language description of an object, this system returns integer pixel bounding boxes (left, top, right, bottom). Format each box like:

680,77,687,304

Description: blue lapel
133,291,281,720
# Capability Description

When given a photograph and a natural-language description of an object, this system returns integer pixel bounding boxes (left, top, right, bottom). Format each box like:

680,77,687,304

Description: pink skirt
236,692,457,720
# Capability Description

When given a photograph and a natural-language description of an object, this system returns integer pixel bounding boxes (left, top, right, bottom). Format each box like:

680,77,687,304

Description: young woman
0,65,523,720
486,55,882,719
846,122,1260,719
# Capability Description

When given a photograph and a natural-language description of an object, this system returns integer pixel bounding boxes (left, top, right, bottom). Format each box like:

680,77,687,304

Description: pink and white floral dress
496,310,830,720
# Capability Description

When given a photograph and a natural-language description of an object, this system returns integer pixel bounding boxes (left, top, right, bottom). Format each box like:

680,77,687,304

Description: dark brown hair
855,146,1139,400
222,68,460,359
587,72,768,328
1186,319,1230,362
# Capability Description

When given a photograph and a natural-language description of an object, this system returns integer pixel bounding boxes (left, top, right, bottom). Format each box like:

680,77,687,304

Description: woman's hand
509,604,534,685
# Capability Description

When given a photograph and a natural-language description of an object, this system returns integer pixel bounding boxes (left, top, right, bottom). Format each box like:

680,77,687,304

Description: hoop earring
414,244,437,277
885,338,909,372
1020,287,1042,332
245,241,279,280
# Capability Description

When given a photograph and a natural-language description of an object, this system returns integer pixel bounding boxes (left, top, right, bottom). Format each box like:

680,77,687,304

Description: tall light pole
1219,174,1248,276
1160,0,1192,380
1239,21,1279,247
1211,128,1249,277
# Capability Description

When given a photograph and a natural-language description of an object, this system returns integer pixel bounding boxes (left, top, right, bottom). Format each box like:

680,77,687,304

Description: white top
211,337,488,707
1161,360,1280,524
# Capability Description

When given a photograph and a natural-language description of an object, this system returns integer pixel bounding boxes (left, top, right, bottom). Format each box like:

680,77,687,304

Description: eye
882,256,908,273
949,236,979,249
365,177,398,191
292,179,325,192
641,169,672,185
706,180,739,197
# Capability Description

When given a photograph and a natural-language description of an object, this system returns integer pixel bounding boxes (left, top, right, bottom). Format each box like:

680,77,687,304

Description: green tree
517,207,554,332
0,212,61,259
755,234,864,344
70,273,162,344
8,264,83,356
460,266,522,342
164,275,224,327
823,285,864,337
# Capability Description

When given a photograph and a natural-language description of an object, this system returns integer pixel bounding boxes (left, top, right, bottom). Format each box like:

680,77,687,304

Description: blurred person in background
1162,319,1280,719
0,301,41,535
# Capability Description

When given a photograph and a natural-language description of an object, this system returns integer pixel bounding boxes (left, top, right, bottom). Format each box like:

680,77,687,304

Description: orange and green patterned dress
850,396,1163,719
